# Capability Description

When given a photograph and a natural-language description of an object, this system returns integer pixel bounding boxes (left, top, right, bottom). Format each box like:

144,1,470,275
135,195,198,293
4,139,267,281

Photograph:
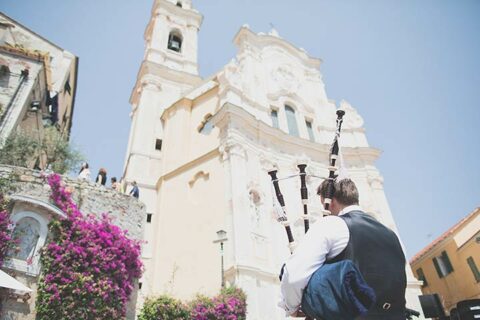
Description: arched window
285,105,299,137
11,217,41,261
198,114,213,135
168,30,183,53
176,1,183,7
5,210,49,275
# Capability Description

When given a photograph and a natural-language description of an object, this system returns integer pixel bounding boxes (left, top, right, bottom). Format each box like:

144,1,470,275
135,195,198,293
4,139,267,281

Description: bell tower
123,0,202,213
143,0,202,75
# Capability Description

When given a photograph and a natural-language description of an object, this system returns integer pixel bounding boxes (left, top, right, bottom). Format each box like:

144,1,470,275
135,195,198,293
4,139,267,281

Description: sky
1,0,479,259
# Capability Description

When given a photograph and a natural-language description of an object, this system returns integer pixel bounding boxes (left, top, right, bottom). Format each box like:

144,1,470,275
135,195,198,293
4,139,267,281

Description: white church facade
123,0,424,318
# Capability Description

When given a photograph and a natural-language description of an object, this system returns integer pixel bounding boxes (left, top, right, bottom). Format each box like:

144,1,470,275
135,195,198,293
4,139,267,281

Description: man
279,178,406,319
129,181,139,198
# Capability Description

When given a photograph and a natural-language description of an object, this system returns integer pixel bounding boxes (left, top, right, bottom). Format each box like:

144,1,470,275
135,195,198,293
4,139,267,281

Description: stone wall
0,165,146,320
0,165,145,239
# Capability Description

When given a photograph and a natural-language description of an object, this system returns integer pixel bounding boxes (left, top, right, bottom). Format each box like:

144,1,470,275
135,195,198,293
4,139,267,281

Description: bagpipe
268,110,346,253
268,110,346,320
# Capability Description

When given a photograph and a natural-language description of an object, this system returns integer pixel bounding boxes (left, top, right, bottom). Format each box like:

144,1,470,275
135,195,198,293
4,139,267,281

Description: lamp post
213,229,228,288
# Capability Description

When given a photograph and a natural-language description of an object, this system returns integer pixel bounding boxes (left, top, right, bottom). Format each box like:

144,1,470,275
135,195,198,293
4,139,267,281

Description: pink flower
35,174,143,319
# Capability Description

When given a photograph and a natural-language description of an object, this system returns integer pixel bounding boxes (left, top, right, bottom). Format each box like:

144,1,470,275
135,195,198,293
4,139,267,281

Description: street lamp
213,229,228,288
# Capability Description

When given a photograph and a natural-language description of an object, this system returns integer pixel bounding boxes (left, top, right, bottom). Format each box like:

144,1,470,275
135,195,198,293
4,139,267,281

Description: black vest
329,211,407,320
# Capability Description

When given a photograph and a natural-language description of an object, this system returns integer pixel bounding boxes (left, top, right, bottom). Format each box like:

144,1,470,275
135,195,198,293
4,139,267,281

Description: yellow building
410,207,480,314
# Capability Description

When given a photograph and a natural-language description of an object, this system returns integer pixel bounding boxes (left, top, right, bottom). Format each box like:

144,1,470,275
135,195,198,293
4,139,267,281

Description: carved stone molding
140,74,163,92
248,183,264,230
188,170,209,187
266,90,315,115
368,174,384,190
221,60,242,89
259,153,277,172
270,63,300,94
219,139,248,161
247,181,264,206
339,100,364,129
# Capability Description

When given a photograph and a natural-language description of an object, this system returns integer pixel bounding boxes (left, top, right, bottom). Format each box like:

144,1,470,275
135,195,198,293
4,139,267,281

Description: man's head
317,178,359,215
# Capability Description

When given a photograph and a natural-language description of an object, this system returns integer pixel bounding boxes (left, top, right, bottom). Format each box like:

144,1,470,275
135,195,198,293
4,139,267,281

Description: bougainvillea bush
0,195,15,266
138,295,190,320
139,286,247,320
36,174,143,319
191,286,247,320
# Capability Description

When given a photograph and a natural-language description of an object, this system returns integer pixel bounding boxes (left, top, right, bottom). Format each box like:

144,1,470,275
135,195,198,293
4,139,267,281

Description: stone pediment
218,26,328,118
233,26,321,69
0,13,65,56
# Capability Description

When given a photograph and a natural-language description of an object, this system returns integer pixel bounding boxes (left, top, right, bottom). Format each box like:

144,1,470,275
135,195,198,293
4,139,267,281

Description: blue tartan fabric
301,260,376,320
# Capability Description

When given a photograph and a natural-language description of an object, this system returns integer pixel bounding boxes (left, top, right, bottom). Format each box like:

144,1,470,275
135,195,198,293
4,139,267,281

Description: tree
0,127,83,174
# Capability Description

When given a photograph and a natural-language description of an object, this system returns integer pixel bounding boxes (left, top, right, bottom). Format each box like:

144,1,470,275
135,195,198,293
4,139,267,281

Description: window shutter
441,251,454,273
467,257,480,282
416,268,428,287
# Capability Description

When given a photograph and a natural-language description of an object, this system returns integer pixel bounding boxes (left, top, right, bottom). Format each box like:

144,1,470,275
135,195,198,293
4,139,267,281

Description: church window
176,1,182,7
155,139,162,151
306,119,315,141
168,31,183,52
147,213,152,223
198,114,213,135
270,109,279,129
285,105,299,137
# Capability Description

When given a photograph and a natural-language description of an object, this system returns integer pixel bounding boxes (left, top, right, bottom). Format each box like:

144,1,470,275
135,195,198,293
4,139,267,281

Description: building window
198,114,213,135
168,31,183,52
147,213,152,223
306,120,315,141
139,282,143,289
285,105,299,137
155,139,162,151
5,212,48,275
432,250,454,278
416,268,428,287
271,109,279,129
11,217,41,261
0,65,10,87
176,1,182,7
467,257,480,282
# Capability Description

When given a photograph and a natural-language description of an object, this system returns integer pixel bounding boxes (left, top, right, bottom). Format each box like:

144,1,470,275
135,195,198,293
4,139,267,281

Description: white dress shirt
279,205,362,316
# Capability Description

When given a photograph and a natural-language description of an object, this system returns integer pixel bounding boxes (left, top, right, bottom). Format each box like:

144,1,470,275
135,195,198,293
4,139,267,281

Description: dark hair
111,177,117,183
317,178,359,206
78,162,89,174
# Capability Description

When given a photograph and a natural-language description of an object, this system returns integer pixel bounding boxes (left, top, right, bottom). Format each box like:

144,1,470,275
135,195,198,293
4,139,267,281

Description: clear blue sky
2,1,479,258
